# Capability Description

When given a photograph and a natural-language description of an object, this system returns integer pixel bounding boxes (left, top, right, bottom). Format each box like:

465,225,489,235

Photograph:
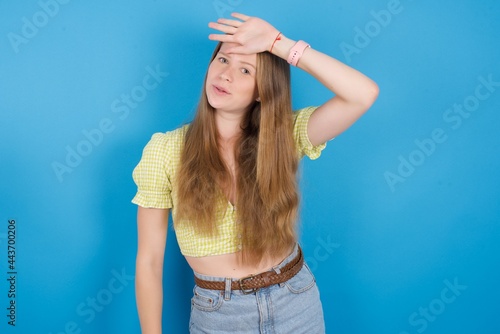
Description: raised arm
135,207,169,334
208,13,379,145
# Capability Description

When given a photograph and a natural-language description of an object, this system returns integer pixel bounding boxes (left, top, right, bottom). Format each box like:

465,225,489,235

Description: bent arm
271,36,379,145
208,13,379,146
135,206,169,334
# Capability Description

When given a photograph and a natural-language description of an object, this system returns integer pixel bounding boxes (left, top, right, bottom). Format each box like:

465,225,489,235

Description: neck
214,109,244,143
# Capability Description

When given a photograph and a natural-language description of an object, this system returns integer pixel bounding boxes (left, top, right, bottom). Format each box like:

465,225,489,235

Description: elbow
136,253,164,277
359,81,379,111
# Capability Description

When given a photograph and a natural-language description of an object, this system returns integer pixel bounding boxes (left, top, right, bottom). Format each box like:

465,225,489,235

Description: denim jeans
189,244,325,333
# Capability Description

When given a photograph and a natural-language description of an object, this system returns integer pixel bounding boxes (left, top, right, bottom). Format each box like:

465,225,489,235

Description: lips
213,84,230,95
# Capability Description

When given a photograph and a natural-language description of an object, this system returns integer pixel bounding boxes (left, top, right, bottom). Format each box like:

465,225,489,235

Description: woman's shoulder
157,123,189,139
291,106,326,160
138,124,190,164
292,106,318,120
292,106,319,130
147,124,189,147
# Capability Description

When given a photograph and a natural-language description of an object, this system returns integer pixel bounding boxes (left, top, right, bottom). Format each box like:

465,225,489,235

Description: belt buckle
239,274,258,294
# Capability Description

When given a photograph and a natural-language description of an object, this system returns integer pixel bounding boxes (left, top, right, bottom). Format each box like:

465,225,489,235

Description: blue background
1,0,499,333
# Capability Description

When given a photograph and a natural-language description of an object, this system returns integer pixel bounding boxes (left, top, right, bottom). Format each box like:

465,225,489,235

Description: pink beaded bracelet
287,40,310,66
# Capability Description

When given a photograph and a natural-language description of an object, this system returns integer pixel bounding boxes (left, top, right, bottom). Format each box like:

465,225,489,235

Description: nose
219,68,232,82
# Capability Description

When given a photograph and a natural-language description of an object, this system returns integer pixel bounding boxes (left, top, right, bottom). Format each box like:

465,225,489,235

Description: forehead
219,43,257,66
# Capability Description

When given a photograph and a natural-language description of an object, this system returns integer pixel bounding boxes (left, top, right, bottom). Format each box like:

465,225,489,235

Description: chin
206,98,221,110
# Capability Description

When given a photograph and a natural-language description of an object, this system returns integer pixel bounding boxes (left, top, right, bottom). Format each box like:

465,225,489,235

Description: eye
218,57,228,64
241,68,251,75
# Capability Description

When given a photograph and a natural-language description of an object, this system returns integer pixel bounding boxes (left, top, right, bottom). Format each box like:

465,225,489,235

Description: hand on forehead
218,43,257,66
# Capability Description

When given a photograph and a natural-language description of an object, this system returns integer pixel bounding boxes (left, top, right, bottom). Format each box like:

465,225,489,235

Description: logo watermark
48,267,134,334
340,0,412,63
7,0,73,54
51,64,169,183
213,0,243,18
384,73,500,192
399,277,467,334
305,235,340,272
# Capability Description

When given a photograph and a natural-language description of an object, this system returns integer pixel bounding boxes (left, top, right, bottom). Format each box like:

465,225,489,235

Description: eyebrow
219,52,256,70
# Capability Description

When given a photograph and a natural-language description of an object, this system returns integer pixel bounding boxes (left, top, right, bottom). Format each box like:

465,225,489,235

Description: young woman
133,13,378,333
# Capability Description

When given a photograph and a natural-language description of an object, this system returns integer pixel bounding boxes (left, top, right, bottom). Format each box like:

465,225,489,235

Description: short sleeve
293,106,327,160
131,133,173,209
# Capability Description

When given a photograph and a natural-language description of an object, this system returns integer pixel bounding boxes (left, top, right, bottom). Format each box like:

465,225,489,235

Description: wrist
269,31,282,53
287,40,310,66
269,34,296,60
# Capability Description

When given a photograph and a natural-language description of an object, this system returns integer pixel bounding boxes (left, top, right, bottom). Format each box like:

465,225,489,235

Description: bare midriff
185,247,293,279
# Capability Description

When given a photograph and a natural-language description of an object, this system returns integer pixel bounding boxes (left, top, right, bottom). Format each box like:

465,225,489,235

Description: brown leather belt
194,246,304,294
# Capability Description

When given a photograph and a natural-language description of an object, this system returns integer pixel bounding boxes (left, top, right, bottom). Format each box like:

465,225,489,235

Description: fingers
224,45,252,55
231,12,250,21
208,33,234,43
208,22,237,35
217,18,242,27
207,12,254,52
207,36,250,55
208,13,250,35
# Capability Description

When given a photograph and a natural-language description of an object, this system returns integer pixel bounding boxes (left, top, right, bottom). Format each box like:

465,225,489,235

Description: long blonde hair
176,42,299,265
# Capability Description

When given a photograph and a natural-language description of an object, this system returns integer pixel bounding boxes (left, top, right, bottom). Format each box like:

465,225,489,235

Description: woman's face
205,43,258,115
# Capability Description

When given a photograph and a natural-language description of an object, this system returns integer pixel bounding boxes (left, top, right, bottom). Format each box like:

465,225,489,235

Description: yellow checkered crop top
132,106,326,257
